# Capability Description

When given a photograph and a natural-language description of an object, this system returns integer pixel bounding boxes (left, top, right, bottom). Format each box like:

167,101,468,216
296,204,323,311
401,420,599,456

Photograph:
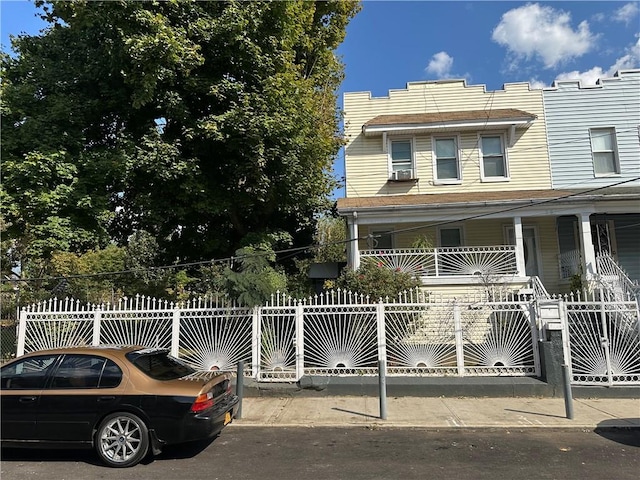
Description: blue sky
2,1,639,196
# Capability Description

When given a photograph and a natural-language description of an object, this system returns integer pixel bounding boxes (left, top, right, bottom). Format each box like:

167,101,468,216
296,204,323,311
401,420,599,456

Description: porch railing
360,246,518,278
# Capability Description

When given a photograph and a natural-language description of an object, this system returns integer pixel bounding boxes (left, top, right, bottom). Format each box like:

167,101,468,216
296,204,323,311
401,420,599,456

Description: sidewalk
232,396,640,429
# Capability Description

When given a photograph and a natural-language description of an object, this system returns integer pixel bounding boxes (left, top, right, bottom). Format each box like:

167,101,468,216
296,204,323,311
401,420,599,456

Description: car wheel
95,412,150,468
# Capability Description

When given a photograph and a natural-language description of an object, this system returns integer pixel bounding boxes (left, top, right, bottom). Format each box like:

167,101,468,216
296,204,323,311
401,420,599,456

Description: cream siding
344,80,551,198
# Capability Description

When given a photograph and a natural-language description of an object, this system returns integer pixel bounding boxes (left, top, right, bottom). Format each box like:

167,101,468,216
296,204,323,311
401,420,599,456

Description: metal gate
564,293,640,385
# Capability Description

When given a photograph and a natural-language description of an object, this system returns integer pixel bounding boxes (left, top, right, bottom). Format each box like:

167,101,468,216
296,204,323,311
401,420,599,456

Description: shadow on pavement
594,419,640,447
155,437,216,460
503,408,566,419
331,407,380,420
0,447,103,466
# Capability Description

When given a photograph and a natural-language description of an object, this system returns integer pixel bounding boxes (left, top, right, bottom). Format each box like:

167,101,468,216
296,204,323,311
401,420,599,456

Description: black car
0,346,239,467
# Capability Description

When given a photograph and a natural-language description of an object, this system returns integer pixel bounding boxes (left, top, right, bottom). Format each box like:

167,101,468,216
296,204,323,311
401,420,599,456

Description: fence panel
565,295,640,386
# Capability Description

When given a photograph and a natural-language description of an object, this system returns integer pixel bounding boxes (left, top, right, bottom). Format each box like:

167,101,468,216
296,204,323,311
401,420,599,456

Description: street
1,427,639,480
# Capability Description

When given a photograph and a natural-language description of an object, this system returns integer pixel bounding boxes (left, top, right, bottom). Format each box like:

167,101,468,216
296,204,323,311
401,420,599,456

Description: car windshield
126,349,195,380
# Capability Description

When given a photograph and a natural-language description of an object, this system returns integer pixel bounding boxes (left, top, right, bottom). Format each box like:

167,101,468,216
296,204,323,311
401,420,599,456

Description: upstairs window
480,135,508,180
433,137,460,183
590,128,619,175
389,139,414,179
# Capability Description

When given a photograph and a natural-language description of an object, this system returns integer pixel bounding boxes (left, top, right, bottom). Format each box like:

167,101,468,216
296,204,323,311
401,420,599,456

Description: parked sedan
0,346,239,467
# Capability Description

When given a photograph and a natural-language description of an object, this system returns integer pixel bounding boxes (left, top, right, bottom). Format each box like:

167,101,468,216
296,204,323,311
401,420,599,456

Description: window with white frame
433,137,460,182
590,128,619,175
438,227,462,247
389,139,413,178
480,135,508,180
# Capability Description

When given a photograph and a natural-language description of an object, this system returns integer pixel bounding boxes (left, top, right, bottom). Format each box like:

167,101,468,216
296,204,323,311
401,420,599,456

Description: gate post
295,303,305,381
599,298,613,387
252,306,261,380
453,301,465,376
92,308,102,346
170,307,181,358
16,309,27,357
377,300,386,364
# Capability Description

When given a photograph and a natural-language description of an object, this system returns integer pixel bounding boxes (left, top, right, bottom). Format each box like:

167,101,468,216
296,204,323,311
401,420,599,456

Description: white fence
17,289,541,381
18,288,639,385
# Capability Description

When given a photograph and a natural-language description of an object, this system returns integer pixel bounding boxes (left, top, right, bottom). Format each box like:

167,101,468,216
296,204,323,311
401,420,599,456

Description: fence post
16,309,27,357
378,359,387,420
377,300,386,364
252,306,260,380
170,307,181,358
92,308,102,346
235,361,244,419
453,301,465,376
295,303,305,381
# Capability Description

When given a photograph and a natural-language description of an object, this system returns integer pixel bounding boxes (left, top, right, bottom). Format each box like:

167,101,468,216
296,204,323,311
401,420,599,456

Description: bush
336,260,421,300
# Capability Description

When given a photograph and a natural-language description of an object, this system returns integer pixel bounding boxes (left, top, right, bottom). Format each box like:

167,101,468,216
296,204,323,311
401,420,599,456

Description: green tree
1,1,360,276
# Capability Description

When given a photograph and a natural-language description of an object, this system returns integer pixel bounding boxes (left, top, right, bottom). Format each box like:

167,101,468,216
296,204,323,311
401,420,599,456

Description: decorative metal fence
16,289,541,381
563,290,640,386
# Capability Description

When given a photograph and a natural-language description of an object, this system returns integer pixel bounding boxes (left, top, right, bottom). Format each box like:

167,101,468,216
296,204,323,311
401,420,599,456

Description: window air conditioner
391,169,413,181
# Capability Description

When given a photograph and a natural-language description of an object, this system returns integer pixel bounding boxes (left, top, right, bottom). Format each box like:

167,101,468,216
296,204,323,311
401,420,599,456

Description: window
590,128,619,175
439,227,462,247
389,139,413,178
127,350,195,380
480,135,508,180
49,354,122,389
369,229,393,249
433,137,460,182
1,355,58,390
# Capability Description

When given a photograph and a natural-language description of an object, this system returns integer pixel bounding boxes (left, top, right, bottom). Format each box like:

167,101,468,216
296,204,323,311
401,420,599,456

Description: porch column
579,212,597,277
513,216,526,276
347,213,360,270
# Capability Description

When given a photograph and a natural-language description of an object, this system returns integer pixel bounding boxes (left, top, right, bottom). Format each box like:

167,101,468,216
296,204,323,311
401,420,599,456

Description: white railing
596,252,640,303
360,246,518,278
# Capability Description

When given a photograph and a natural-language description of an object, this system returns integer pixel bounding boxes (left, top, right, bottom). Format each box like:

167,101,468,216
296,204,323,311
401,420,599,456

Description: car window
0,355,58,390
49,354,122,389
127,350,195,380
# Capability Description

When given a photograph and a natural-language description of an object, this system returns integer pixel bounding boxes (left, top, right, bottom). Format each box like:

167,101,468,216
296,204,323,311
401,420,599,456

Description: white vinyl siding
543,71,640,188
589,128,619,175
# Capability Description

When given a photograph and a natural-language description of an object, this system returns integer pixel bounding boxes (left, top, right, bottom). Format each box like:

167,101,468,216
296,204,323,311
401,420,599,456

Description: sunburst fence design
565,298,640,385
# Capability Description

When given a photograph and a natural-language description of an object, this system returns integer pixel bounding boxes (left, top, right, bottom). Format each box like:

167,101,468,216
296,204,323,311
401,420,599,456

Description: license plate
224,411,232,425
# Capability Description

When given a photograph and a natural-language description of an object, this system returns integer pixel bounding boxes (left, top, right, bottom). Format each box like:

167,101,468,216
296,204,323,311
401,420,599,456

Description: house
337,75,640,298
543,70,640,288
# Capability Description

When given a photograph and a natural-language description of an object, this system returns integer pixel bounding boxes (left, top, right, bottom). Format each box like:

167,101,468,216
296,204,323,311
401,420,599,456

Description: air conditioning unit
391,169,413,181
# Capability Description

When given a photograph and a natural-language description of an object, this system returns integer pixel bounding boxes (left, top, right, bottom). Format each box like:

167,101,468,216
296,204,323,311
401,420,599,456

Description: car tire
95,412,150,468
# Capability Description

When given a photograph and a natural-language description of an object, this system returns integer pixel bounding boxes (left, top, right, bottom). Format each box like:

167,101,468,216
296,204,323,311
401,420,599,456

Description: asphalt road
1,427,639,480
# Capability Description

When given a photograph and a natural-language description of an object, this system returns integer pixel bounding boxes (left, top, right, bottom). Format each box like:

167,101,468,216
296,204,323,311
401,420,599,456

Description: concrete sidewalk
232,396,640,429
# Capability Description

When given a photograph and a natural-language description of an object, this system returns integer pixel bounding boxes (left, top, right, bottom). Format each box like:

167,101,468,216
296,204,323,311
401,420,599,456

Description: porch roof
336,187,640,213
362,109,536,136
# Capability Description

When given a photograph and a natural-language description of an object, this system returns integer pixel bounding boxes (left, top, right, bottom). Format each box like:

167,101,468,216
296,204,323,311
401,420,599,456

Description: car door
35,354,126,443
0,354,59,441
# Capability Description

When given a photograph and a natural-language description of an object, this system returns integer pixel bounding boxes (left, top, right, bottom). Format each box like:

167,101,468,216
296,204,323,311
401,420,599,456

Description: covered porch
336,189,629,296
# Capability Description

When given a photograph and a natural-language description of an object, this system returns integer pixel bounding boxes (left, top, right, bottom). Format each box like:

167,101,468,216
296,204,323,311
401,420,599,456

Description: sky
2,0,639,196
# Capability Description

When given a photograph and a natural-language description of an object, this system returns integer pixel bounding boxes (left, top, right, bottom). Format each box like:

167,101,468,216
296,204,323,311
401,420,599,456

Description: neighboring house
543,69,640,287
337,75,640,298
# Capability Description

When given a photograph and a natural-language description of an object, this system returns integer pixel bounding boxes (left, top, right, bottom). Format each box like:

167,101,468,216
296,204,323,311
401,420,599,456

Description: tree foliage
1,0,360,280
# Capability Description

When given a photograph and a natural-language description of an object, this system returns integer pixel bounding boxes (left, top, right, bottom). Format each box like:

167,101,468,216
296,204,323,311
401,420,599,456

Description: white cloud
426,51,454,77
492,3,597,69
528,78,548,90
553,36,640,86
613,2,639,25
